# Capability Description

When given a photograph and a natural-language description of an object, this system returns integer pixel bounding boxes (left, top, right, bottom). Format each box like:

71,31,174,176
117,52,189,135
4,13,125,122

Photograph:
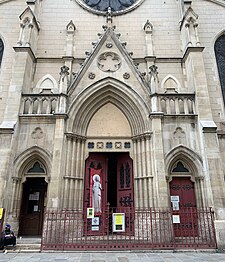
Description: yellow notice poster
115,214,123,225
87,208,94,218
0,208,3,220
113,213,125,232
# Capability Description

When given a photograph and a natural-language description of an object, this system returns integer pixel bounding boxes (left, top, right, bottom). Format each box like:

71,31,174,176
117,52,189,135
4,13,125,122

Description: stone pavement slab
0,252,224,262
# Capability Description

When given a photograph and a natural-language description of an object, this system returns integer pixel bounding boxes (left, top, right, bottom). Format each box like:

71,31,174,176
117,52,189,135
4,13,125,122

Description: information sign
112,213,125,232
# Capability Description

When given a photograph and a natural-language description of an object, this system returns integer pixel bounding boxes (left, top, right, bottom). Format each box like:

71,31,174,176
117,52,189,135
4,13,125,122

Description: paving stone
118,257,129,262
0,252,225,262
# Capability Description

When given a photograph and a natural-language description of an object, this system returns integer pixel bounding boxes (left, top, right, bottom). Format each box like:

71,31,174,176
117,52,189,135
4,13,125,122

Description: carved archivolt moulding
97,52,121,72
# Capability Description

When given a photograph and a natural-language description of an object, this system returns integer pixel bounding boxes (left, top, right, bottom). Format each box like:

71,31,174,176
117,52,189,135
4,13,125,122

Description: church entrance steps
3,237,41,253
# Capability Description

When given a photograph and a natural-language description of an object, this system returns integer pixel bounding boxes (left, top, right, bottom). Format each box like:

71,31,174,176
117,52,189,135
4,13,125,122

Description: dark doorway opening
107,153,118,208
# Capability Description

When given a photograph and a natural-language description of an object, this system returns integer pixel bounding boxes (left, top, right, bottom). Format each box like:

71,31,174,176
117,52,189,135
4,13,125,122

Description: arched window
172,161,189,173
0,39,4,66
215,35,225,104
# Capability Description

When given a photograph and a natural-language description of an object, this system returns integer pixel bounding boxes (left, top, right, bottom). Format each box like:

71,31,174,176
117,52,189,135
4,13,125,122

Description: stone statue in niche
92,174,102,213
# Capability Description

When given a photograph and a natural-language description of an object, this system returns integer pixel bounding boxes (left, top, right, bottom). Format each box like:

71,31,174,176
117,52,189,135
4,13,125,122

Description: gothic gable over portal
68,26,150,100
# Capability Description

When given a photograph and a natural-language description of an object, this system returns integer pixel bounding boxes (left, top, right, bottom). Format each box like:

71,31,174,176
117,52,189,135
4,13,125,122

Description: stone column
78,139,86,210
133,139,139,209
63,136,73,208
133,133,154,209
150,113,168,208
145,133,153,208
47,115,67,209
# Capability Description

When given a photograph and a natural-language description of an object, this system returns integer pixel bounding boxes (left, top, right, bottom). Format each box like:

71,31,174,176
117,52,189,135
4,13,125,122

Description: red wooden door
170,177,198,237
116,153,134,233
84,153,134,235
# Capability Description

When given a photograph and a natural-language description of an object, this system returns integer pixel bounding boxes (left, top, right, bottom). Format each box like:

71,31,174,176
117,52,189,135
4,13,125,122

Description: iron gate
41,207,216,251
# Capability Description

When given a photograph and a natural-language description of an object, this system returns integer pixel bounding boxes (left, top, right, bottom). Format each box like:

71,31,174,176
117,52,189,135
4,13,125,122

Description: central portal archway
84,152,134,234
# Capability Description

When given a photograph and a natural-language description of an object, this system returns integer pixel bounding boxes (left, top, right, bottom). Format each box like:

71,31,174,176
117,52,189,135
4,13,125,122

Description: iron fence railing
41,207,216,251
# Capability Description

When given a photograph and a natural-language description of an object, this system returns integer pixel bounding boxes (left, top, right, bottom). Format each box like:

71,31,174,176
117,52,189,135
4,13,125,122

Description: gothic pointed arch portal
63,78,150,213
17,159,49,236
169,161,198,237
83,101,134,234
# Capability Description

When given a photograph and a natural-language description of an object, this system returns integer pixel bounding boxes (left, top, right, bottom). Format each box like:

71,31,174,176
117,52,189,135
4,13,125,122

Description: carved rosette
97,52,121,72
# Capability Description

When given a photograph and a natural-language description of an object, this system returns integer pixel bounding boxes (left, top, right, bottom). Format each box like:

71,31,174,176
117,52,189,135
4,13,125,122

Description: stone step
3,237,42,253
17,237,42,244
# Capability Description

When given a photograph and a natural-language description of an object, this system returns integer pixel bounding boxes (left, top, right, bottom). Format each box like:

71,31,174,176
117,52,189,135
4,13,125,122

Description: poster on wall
90,168,102,214
92,217,100,231
29,192,40,201
172,215,180,224
112,213,125,232
171,195,180,211
172,201,179,211
0,208,3,219
87,208,94,218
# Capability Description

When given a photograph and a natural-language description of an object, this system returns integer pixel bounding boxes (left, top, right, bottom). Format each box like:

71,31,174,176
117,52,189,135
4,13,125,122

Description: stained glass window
83,0,136,12
0,39,4,66
27,162,45,173
215,35,225,104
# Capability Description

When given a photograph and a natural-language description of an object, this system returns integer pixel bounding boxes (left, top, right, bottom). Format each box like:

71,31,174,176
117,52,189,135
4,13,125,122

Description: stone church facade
0,0,225,249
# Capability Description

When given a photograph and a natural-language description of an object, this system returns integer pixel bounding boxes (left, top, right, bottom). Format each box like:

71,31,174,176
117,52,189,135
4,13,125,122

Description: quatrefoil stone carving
97,52,121,72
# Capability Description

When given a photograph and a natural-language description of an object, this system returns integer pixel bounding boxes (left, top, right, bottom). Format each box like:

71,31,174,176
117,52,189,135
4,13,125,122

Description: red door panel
117,153,134,234
170,177,198,237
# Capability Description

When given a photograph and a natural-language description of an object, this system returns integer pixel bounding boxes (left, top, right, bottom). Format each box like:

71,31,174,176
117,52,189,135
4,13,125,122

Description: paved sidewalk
0,251,225,262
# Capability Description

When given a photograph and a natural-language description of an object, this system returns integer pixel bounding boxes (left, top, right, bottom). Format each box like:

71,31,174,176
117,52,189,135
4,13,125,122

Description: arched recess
13,146,52,180
67,77,150,136
35,74,58,93
63,78,150,210
161,74,181,93
165,145,205,208
9,146,52,235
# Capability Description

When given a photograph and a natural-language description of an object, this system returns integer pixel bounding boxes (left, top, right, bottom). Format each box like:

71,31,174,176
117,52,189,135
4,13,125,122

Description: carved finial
66,20,76,34
144,20,153,34
102,25,108,31
59,65,70,94
106,7,113,24
60,65,70,81
149,65,158,80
